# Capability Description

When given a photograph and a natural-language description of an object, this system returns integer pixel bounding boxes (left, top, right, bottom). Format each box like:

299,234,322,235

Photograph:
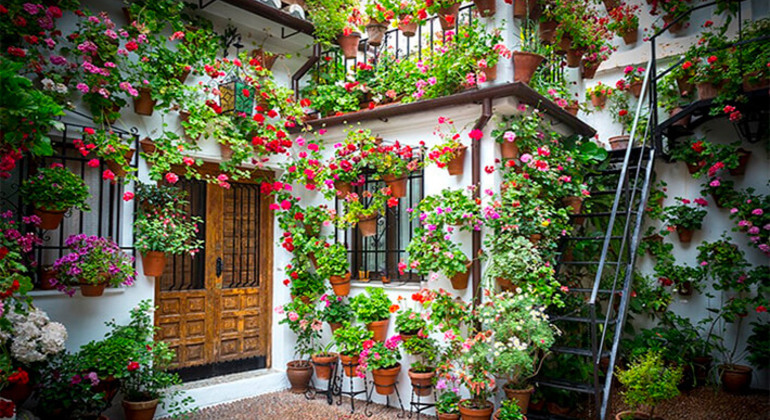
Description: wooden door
154,176,273,378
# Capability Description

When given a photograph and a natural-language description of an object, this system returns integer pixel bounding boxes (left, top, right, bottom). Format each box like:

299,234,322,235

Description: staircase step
535,377,598,394
551,315,617,325
587,167,642,176
551,346,611,358
607,146,654,161
559,261,620,266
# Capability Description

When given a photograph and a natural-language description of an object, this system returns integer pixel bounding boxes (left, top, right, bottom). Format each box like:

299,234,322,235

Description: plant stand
305,358,340,405
365,376,406,418
408,385,436,419
337,360,369,414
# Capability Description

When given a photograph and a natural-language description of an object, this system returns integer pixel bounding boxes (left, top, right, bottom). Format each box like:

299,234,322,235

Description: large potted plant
134,201,203,278
663,197,708,243
333,323,374,377
403,336,438,396
358,335,402,395
350,286,393,342
480,292,557,414
316,243,351,296
52,235,136,297
457,332,495,420
615,351,682,420
20,165,91,230
277,298,321,393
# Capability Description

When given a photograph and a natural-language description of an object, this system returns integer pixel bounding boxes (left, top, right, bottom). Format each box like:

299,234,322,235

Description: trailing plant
52,234,136,294
134,203,203,256
413,186,482,231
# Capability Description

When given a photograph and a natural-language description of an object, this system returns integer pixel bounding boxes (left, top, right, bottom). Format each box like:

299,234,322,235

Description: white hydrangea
5,307,67,365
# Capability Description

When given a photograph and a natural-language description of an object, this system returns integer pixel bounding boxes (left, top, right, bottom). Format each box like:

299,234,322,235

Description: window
335,170,424,284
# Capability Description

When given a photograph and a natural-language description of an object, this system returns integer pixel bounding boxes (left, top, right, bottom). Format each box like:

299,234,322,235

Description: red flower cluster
0,279,20,299
127,361,140,371
7,368,29,385
691,140,704,153
0,399,13,418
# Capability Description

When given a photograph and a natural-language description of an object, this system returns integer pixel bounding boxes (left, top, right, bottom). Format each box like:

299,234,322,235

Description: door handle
216,257,223,277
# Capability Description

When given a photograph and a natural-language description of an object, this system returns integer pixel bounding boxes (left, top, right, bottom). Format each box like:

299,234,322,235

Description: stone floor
168,386,770,420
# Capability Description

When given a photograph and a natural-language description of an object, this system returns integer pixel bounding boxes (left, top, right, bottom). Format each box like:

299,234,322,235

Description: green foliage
35,353,110,419
359,337,402,371
278,298,322,359
350,286,392,324
316,243,349,278
134,200,203,255
483,235,559,305
616,351,682,419
497,398,525,420
746,321,769,370
320,294,352,324
305,0,360,47
395,308,426,335
333,322,373,356
402,336,438,372
20,165,91,212
663,197,708,231
435,389,460,414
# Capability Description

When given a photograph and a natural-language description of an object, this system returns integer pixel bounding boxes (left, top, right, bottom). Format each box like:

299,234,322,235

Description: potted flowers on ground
663,197,708,243
457,331,495,420
350,287,393,342
615,351,682,420
316,243,351,296
435,387,461,420
333,323,374,377
20,164,91,230
277,298,322,393
358,335,402,395
494,399,525,420
134,198,203,277
52,235,136,297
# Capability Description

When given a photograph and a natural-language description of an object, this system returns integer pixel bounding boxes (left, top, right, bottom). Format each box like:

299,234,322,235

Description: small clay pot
500,140,519,160
436,3,461,31
311,353,339,380
337,32,361,59
504,385,533,414
141,251,167,277
383,174,408,198
367,319,390,342
676,227,694,243
720,364,752,394
513,51,544,84
446,145,467,175
372,364,401,395
609,135,630,151
408,369,435,396
329,272,351,296
286,360,313,393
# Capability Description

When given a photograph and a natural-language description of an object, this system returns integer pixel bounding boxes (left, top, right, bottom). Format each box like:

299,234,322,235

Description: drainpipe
291,44,321,101
471,98,492,306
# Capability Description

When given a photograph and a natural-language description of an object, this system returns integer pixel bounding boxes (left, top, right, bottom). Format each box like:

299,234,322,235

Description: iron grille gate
223,182,262,288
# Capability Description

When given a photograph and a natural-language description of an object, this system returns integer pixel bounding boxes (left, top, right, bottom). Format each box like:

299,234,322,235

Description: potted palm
358,335,402,395
134,199,203,277
316,243,351,296
333,323,374,377
663,197,708,243
351,287,393,342
615,351,683,420
278,298,321,393
20,165,91,230
52,235,136,297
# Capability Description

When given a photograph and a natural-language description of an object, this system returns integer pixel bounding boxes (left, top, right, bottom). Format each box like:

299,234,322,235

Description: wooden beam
222,0,315,36
298,82,596,137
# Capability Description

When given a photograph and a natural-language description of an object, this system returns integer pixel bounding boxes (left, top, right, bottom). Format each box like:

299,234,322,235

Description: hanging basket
609,135,629,150
398,17,418,37
446,146,467,175
358,213,379,237
133,87,156,116
566,47,584,68
582,60,599,79
142,251,167,277
34,207,67,230
436,3,460,31
383,174,408,198
473,0,496,16
251,48,278,70
365,20,388,47
513,51,544,84
449,261,472,289
337,32,361,59
105,149,135,178
333,180,352,197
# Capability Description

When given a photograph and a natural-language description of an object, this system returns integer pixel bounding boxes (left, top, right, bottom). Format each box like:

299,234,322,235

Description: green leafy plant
483,235,560,304
350,286,392,324
497,398,525,420
52,235,136,292
435,388,460,414
20,165,90,212
316,243,349,279
746,321,769,370
333,322,373,356
320,294,353,324
278,298,322,359
134,203,203,255
358,335,402,374
663,197,708,231
403,335,438,373
306,0,362,48
395,308,427,335
616,351,683,420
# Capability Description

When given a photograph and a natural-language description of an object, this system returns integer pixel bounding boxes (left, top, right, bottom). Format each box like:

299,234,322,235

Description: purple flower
23,3,40,14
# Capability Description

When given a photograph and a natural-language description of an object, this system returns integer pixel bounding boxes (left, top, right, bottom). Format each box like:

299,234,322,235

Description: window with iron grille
335,170,424,285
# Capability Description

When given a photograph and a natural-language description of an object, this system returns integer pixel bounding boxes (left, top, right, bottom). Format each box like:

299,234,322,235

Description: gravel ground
166,387,769,420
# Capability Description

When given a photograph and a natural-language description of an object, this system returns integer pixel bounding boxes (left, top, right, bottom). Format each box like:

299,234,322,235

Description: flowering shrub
20,164,91,212
277,298,323,359
134,201,203,256
456,330,496,409
663,197,708,231
357,335,402,376
727,188,769,256
0,211,39,298
395,307,427,335
52,234,136,294
616,351,682,420
0,306,66,365
319,294,352,324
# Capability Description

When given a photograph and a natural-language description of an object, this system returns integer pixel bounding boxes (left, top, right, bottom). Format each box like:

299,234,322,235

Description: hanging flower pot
334,180,352,197
720,364,752,394
602,0,620,11
133,88,156,116
105,149,135,178
311,353,339,380
556,35,572,55
122,399,159,420
365,20,388,47
513,51,544,84
372,363,401,395
564,102,579,116
437,3,461,31
34,207,67,230
729,148,751,176
220,142,234,160
408,369,435,396
286,360,313,393
590,93,607,109
662,15,684,33
473,0,496,16
500,139,519,160
670,107,691,127
367,319,390,342
39,266,58,290
142,251,167,277
139,137,158,155
329,322,343,334
562,196,583,215
337,32,361,59
358,213,379,237
459,400,494,420
565,47,584,68
252,48,278,70
609,135,630,151
339,354,359,377
742,72,770,91
582,63,599,80
383,174,408,198
677,280,693,296
450,261,472,290
504,385,534,414
446,146,467,176
676,77,694,96
398,16,418,37
330,272,351,296
79,280,107,297
622,27,639,45
539,20,558,44
629,81,643,98
685,160,706,175
513,0,535,19
482,64,497,82
676,226,694,243
696,82,720,100
496,277,515,292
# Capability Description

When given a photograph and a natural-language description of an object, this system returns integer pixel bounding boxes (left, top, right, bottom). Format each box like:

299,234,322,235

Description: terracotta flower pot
34,207,67,230
365,20,388,47
496,277,515,292
220,142,234,160
398,18,418,37
139,137,158,155
408,369,435,396
142,251,167,277
252,48,278,70
629,81,643,98
539,20,558,44
367,319,390,342
80,281,107,297
39,267,58,290
286,360,313,393
133,87,156,116
670,107,691,127
446,146,467,175
339,354,359,377
513,51,544,84
562,196,583,215
676,77,694,96
333,180,352,197
329,322,343,334
482,64,497,82
122,399,159,420
105,149,135,178
330,272,351,296
546,402,570,416
676,226,694,243
565,103,579,116
358,213,379,237
602,0,620,11
500,140,519,160
337,32,361,59
742,72,770,91
685,160,706,175
176,68,191,83
473,0,496,16
437,414,460,420
504,385,533,414
696,82,719,100
372,364,401,395
311,353,339,380
720,364,752,394
93,374,119,402
0,381,33,407
615,411,652,420
383,174,408,198
693,355,712,384
582,60,599,79
459,400,494,420
590,93,607,109
663,15,684,33
729,149,751,176
622,27,639,45
609,135,629,151
513,0,535,19
437,3,461,31
450,261,472,290
566,48,584,68
557,35,572,54
529,233,542,245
